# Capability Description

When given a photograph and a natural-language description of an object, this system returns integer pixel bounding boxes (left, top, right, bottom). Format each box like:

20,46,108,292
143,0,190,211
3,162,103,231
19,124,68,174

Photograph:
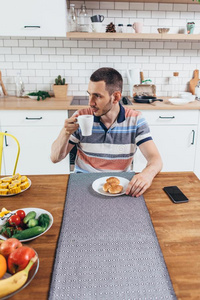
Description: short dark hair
90,67,123,95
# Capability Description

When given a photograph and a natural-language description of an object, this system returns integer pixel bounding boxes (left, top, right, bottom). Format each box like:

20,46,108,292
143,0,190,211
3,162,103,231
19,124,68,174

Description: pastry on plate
108,184,123,194
106,177,120,185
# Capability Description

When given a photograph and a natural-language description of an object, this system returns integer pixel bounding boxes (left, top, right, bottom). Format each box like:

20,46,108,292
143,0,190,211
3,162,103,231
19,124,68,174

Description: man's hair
90,67,123,95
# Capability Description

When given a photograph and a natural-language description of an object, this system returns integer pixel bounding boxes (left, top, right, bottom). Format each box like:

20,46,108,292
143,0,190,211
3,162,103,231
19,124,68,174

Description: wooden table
4,172,200,300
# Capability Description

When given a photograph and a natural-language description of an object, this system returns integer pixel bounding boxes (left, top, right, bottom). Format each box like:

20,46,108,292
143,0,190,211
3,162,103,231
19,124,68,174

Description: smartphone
163,186,189,204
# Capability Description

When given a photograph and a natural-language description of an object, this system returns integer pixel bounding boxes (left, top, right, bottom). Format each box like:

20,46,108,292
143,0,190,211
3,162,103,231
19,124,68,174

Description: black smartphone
163,186,189,204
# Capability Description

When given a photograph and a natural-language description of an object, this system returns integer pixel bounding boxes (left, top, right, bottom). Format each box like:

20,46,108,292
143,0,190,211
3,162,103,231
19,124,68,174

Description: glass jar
117,24,124,33
15,72,25,97
126,24,133,33
78,4,88,32
68,3,77,32
169,72,179,97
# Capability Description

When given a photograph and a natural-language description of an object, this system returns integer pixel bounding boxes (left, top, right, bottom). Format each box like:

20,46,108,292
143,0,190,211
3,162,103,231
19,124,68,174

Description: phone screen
163,186,189,203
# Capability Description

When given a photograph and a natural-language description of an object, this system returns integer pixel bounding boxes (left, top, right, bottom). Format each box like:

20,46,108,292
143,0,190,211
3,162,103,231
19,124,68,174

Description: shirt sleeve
135,113,152,146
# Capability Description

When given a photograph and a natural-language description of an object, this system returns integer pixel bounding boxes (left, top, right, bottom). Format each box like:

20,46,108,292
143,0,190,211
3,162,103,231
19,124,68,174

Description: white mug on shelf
91,23,102,33
133,22,143,33
77,115,93,136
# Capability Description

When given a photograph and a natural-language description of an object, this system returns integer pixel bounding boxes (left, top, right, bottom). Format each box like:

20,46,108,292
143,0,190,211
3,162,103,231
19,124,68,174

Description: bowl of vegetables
0,208,53,242
27,91,51,101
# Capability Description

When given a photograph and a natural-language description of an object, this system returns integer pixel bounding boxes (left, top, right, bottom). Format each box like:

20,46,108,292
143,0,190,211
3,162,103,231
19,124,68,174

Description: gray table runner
49,172,177,300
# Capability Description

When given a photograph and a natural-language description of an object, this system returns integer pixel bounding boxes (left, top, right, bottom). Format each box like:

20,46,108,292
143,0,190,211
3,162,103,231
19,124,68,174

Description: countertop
5,172,200,300
1,96,200,110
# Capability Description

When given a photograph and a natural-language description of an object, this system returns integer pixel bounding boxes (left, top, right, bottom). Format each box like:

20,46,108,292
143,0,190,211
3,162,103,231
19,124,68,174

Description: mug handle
100,15,104,22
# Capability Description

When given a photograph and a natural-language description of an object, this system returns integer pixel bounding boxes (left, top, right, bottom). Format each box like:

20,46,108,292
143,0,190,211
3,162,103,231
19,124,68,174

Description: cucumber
23,211,36,224
27,218,38,228
12,226,44,240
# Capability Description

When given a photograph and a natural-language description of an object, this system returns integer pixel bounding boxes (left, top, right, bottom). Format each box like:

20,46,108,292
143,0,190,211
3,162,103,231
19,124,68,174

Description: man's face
87,80,113,117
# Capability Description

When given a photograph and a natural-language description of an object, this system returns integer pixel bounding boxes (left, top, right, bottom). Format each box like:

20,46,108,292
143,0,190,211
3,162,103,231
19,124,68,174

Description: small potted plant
53,75,68,99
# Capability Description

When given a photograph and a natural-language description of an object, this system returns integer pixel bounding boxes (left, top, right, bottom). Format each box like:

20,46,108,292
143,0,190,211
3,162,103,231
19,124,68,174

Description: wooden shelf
67,32,200,41
71,0,200,4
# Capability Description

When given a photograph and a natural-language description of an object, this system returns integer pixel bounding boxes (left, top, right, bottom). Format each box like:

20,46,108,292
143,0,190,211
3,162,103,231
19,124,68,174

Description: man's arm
126,140,163,197
51,115,79,163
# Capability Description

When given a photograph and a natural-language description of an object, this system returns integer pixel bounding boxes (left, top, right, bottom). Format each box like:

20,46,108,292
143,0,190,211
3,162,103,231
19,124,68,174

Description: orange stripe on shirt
77,149,133,171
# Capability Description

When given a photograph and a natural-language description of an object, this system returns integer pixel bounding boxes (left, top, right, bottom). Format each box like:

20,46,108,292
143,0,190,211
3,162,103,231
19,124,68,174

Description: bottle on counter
78,4,88,32
15,72,25,97
169,72,179,97
68,3,77,32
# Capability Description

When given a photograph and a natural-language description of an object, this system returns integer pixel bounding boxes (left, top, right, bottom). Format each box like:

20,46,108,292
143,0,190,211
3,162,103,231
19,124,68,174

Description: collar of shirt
93,103,125,129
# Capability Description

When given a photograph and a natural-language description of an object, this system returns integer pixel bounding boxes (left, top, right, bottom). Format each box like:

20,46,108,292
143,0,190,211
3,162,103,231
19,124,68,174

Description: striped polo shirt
69,103,152,173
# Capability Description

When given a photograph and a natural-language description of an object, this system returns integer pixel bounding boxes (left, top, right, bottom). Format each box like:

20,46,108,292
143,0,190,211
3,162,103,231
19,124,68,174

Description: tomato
8,215,21,226
8,246,35,274
16,210,26,220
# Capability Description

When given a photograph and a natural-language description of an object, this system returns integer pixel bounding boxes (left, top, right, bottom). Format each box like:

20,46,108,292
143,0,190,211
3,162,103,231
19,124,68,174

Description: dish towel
49,172,177,300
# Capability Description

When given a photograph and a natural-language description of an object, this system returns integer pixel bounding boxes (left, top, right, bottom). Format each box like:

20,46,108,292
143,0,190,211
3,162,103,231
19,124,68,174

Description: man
51,67,162,197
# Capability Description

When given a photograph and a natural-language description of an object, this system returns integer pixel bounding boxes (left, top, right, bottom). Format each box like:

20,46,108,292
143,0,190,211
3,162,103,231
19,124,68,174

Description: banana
0,255,37,298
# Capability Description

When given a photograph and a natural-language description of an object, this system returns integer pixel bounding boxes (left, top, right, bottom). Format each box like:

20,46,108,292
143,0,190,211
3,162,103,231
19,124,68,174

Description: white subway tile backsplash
27,48,41,54
159,4,173,11
34,40,48,47
0,47,11,54
174,4,187,12
145,3,159,11
11,47,26,54
13,62,27,69
115,2,129,10
100,2,114,9
56,48,70,55
64,55,78,62
108,10,122,17
19,40,34,47
130,3,144,11
49,40,63,47
4,40,18,47
5,54,19,61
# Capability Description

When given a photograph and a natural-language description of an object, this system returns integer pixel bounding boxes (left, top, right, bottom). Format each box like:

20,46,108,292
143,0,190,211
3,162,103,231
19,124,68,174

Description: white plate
168,98,194,105
0,207,53,242
27,95,38,100
1,250,39,300
0,178,31,197
92,176,129,197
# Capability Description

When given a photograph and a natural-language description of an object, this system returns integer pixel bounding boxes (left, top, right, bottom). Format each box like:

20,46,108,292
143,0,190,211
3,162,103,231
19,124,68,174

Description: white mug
77,115,93,136
133,22,143,33
91,23,102,33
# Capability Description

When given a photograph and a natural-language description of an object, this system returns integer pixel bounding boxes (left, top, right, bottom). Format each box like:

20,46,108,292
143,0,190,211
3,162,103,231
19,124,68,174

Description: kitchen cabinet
0,110,69,175
134,110,199,172
0,0,67,37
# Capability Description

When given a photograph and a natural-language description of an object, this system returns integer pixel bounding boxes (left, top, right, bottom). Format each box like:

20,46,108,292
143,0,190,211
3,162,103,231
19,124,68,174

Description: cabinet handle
191,130,195,145
25,117,42,120
4,131,8,147
159,116,175,119
24,26,41,28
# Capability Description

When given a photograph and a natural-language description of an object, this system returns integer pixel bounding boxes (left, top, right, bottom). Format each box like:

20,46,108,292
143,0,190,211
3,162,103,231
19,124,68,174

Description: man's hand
64,115,79,135
125,172,153,198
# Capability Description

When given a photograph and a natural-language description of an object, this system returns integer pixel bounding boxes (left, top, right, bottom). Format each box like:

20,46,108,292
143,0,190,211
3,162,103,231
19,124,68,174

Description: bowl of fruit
0,238,39,299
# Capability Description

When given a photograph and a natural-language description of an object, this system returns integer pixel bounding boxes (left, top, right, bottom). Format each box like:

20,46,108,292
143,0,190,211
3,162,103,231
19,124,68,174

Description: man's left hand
125,172,153,197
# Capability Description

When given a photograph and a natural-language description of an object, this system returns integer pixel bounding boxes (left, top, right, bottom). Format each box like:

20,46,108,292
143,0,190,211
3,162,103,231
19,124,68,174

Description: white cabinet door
134,125,197,172
0,0,67,37
1,126,69,175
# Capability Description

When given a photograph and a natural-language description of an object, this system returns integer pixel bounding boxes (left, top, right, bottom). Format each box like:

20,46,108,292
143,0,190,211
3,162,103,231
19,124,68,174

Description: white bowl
168,98,194,105
179,92,192,98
